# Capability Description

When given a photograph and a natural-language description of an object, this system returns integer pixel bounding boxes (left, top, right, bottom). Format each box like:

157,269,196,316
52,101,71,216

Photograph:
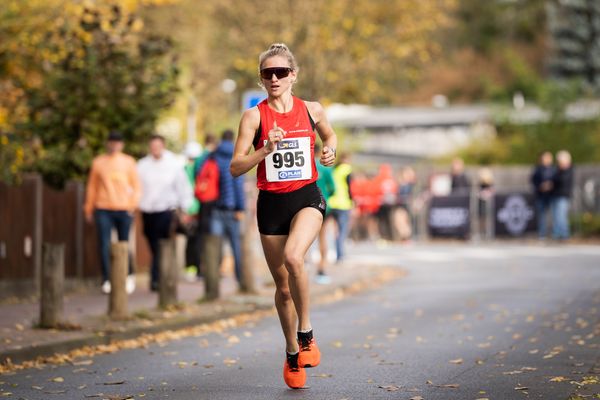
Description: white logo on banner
497,194,534,235
429,208,469,228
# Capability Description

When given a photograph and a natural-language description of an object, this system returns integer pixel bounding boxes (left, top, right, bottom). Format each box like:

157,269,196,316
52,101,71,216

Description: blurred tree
0,0,179,187
144,0,456,129
547,0,600,92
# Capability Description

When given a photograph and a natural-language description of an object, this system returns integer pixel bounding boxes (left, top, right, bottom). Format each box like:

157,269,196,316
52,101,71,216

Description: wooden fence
0,175,151,299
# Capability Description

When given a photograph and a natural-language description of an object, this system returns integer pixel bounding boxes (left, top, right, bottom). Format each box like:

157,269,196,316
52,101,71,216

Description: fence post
240,217,256,294
159,238,178,308
40,243,64,328
109,242,128,319
202,234,222,300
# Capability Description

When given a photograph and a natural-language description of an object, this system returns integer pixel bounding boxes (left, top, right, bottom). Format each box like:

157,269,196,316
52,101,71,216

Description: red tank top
254,96,318,193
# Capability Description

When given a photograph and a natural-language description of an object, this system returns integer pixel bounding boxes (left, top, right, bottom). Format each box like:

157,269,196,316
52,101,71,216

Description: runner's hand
321,146,335,166
265,121,286,154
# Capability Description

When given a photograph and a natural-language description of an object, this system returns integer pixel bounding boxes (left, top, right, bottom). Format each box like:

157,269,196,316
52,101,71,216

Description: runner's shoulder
303,100,325,123
240,106,261,131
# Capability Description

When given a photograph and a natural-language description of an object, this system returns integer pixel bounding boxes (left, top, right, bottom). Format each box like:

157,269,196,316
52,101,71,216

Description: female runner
230,43,337,389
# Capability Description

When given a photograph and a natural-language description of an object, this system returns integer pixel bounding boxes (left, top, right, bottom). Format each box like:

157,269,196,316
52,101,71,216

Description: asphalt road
2,242,600,400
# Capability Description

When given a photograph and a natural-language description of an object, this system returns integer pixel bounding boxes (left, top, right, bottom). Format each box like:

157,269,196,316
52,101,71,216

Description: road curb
0,264,404,370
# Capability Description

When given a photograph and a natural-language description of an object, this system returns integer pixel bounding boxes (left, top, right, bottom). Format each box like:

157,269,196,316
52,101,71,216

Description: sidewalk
0,259,404,367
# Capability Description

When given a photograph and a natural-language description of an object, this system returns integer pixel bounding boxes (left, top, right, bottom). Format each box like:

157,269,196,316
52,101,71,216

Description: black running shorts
257,182,326,235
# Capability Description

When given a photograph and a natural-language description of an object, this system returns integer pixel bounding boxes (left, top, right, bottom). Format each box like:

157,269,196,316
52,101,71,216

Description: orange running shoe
298,336,321,368
283,352,306,389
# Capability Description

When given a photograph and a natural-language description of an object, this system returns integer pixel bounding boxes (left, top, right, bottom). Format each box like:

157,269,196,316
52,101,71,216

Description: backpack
195,156,219,203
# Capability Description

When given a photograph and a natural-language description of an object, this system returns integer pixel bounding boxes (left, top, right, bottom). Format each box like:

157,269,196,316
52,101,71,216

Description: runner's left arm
306,101,337,167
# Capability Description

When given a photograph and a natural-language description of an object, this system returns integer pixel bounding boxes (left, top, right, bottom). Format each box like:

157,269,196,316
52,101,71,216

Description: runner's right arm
230,107,285,177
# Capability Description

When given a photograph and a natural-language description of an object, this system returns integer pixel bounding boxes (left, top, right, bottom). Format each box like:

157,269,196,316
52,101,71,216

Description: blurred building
327,101,600,167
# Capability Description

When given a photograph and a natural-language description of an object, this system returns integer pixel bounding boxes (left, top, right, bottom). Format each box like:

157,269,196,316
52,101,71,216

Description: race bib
265,137,312,182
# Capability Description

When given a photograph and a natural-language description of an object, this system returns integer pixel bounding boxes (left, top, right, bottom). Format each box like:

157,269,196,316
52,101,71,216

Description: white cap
183,141,202,159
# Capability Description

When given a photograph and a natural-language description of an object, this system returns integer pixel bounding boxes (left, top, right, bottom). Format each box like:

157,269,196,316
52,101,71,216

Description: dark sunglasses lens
260,68,291,79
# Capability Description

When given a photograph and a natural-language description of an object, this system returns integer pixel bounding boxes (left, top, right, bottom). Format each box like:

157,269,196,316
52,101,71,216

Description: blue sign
242,90,267,111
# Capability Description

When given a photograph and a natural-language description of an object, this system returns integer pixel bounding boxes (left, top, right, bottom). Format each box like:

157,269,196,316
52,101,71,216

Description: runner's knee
275,287,292,302
284,252,304,276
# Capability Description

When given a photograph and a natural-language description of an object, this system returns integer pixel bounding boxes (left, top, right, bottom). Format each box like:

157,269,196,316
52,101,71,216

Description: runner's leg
260,234,298,353
285,207,323,331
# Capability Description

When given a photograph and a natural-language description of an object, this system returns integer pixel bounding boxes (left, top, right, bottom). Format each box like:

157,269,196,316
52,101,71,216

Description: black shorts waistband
258,182,318,199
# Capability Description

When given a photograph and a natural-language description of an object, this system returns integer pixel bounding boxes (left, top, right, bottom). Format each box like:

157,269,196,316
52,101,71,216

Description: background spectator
450,157,471,194
138,134,193,291
314,143,336,284
183,141,203,280
328,153,353,262
552,150,574,240
84,131,140,295
210,129,246,287
531,151,555,239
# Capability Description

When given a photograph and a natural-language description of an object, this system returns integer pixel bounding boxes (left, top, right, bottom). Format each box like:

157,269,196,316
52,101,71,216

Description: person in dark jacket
210,129,246,285
450,157,471,194
551,150,574,240
531,151,555,239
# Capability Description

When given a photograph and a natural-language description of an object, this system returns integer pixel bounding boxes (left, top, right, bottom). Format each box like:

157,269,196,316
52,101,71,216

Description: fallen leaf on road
379,385,401,392
73,359,93,366
31,385,43,390
549,376,567,382
435,384,459,388
521,367,537,372
50,377,64,383
515,386,528,390
477,342,491,349
14,324,24,331
227,335,240,344
410,396,424,400
529,349,539,354
331,341,343,348
43,389,67,394
311,373,333,378
103,380,125,385
449,358,463,364
503,370,523,375
223,358,237,366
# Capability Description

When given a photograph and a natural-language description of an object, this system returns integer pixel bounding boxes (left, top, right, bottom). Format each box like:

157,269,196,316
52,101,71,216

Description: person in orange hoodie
84,131,141,294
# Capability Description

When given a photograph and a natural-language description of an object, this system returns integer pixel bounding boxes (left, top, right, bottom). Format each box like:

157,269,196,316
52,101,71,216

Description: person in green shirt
183,141,203,279
314,143,336,284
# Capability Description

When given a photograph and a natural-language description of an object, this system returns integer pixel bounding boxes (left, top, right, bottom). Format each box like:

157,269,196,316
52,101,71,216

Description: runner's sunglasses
260,67,293,80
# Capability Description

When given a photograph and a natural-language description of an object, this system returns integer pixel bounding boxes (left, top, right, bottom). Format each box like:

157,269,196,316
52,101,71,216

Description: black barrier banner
494,193,537,237
428,195,470,238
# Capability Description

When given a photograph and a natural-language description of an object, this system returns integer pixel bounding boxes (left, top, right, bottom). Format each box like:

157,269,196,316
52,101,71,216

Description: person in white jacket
138,134,193,291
